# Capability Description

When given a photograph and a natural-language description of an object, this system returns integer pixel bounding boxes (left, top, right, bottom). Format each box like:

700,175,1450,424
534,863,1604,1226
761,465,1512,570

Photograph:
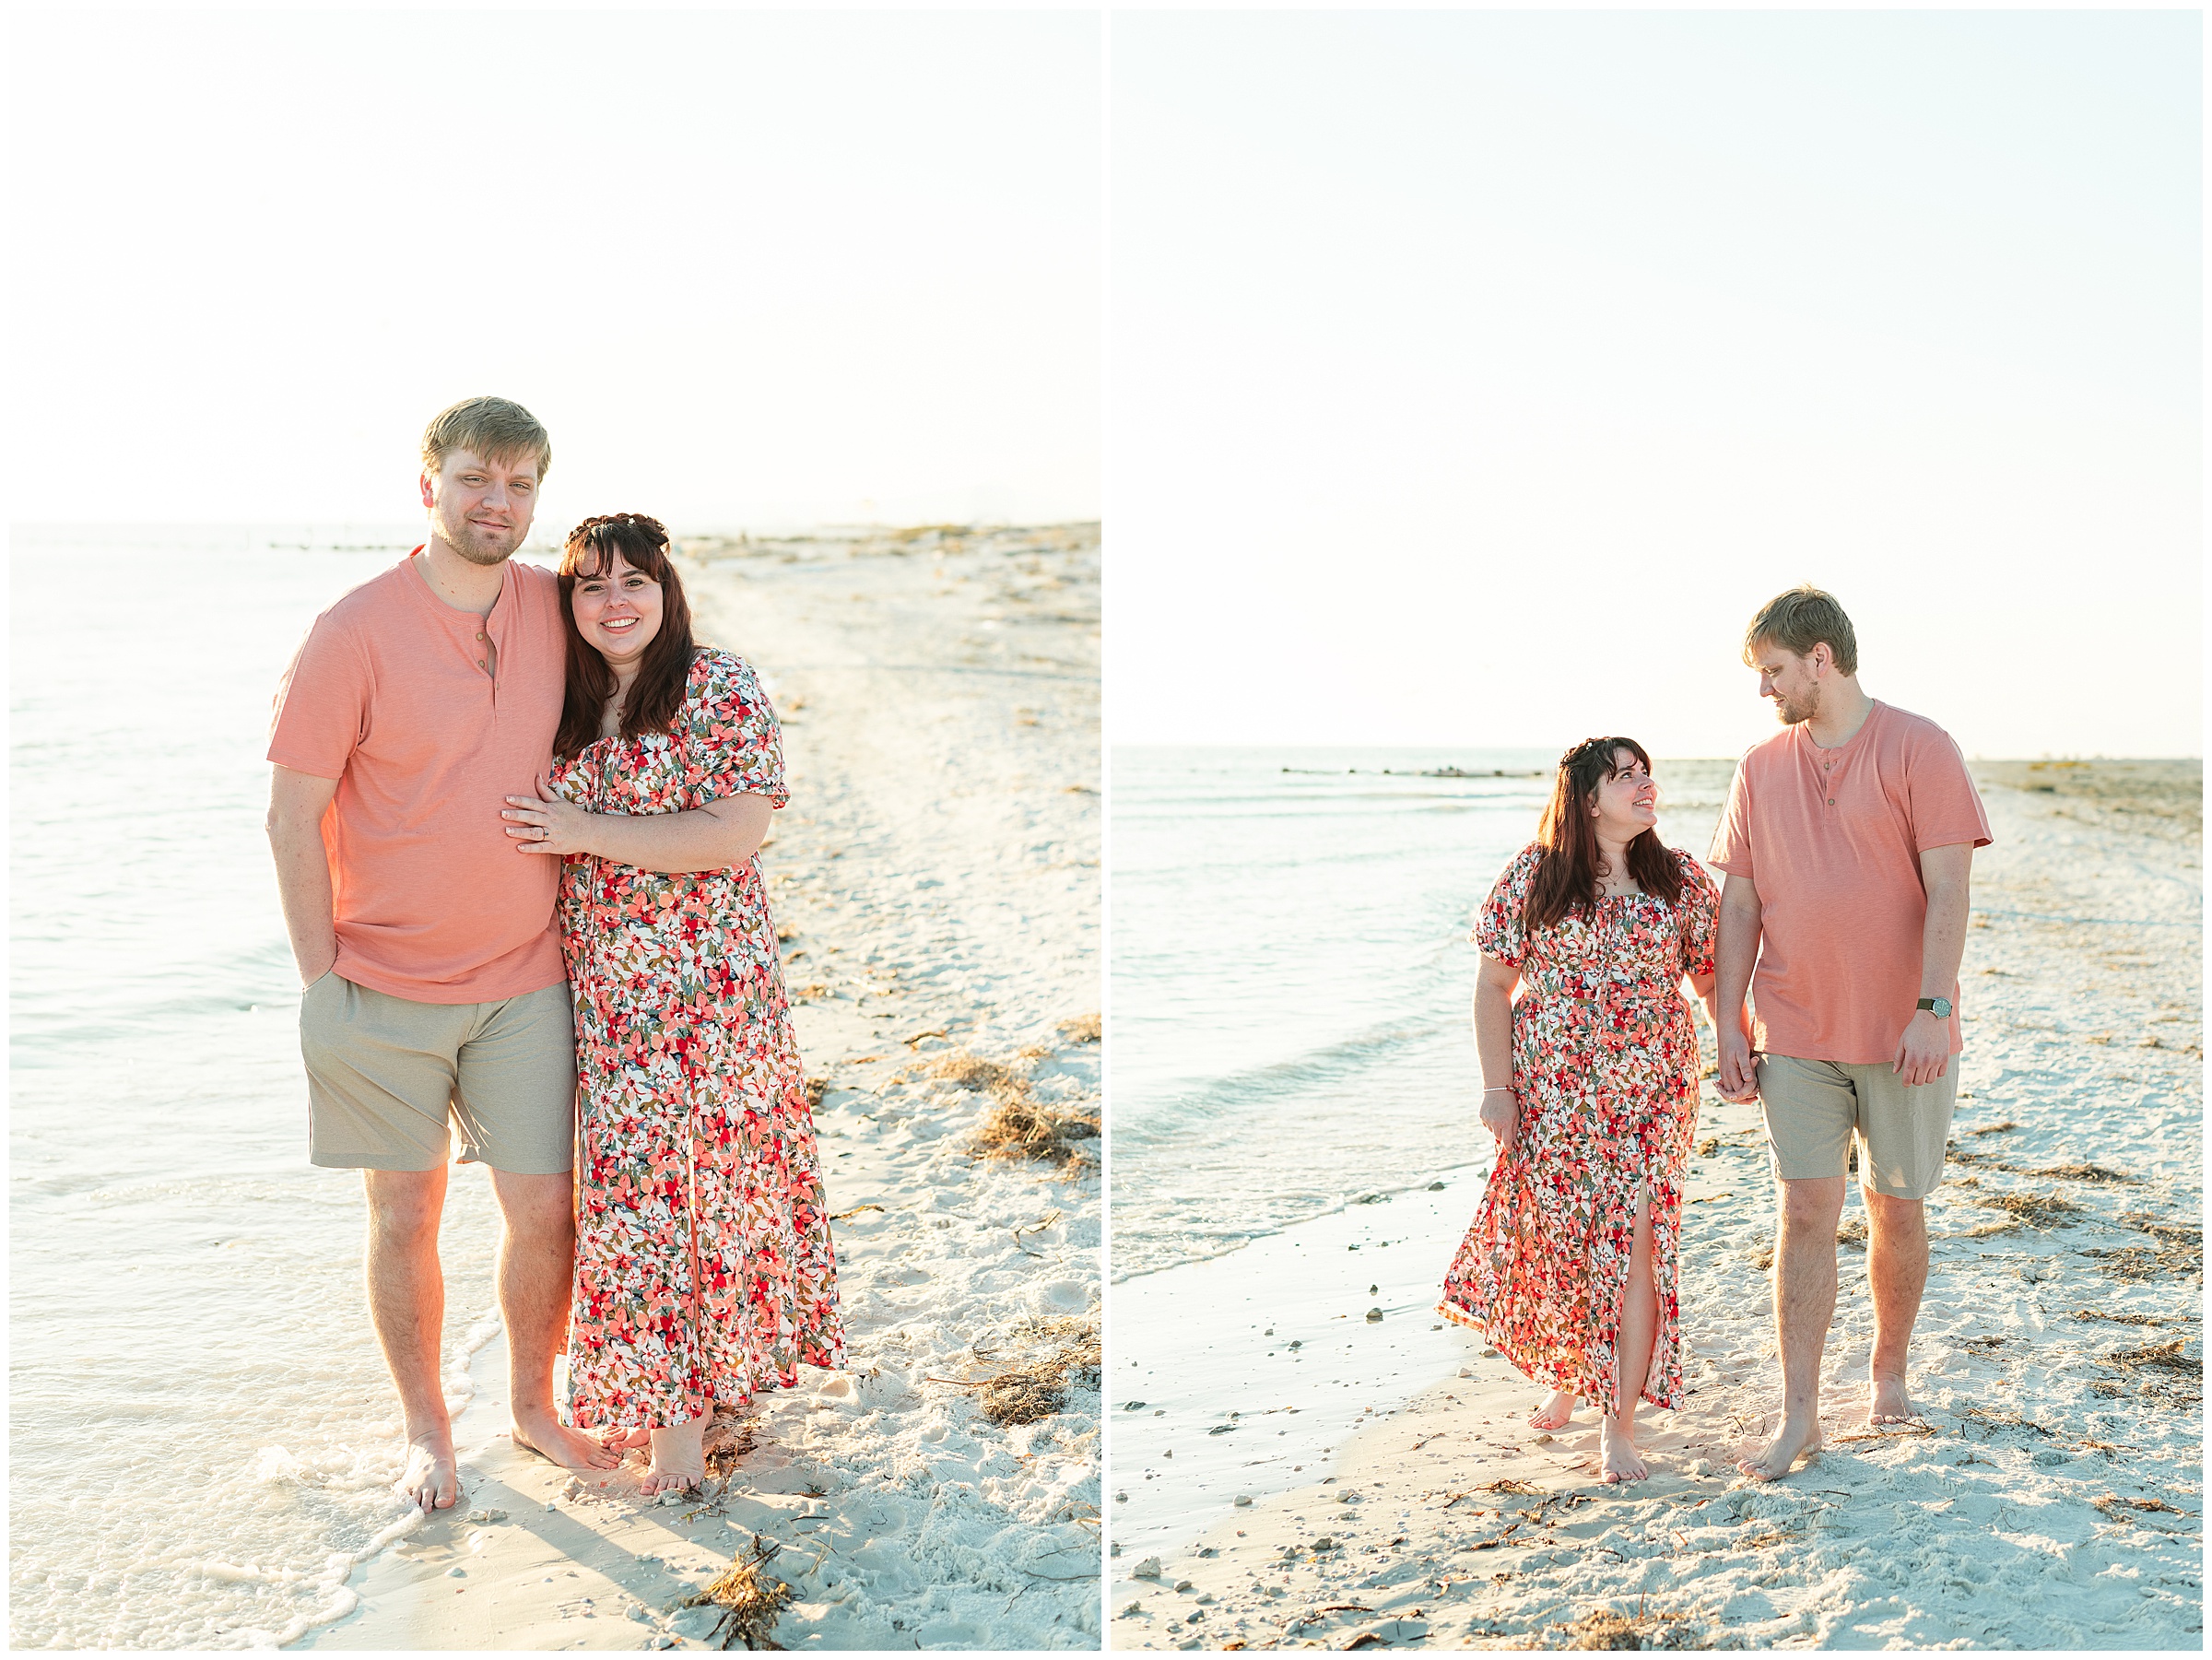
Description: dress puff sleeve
1675,849,1719,980
1474,844,1543,968
678,650,790,812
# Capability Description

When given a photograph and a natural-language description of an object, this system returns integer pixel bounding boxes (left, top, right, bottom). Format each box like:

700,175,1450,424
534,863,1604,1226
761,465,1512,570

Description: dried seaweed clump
683,1536,793,1650
703,1411,758,1479
1059,1012,1101,1043
1559,1605,1691,1650
922,1048,1101,1165
1968,1190,2082,1228
946,1313,1102,1428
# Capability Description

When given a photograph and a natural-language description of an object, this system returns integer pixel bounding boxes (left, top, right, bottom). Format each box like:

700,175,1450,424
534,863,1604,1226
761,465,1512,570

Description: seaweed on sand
930,1314,1100,1427
2033,1163,2140,1184
919,1049,1100,1166
2072,1308,2170,1327
1057,1012,1101,1043
1966,1190,2082,1227
2086,1220,2204,1284
2096,1337,2203,1407
703,1413,758,1479
1559,1602,1697,1650
681,1535,794,1650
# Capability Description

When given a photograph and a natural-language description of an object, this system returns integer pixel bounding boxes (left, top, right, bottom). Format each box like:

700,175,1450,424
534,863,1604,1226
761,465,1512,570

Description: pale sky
10,9,1100,534
1109,11,2202,759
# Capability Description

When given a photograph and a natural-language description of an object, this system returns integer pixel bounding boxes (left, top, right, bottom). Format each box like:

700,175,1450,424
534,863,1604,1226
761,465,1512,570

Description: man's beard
1775,683,1818,724
436,509,524,566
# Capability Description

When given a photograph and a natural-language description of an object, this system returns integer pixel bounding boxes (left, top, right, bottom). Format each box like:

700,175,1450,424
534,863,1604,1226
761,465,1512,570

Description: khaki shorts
300,973,576,1174
1757,1053,1957,1200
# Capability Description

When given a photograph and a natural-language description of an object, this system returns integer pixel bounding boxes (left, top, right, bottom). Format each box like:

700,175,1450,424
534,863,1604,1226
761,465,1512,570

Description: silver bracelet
1482,1087,1513,1096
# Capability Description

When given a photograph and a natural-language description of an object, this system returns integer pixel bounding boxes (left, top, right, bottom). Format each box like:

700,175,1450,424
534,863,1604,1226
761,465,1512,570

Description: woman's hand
1478,1088,1518,1157
503,778,598,856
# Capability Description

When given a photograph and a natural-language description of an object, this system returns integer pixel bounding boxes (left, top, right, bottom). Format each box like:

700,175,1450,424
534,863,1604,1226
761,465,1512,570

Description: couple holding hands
266,397,844,1510
1441,587,1993,1485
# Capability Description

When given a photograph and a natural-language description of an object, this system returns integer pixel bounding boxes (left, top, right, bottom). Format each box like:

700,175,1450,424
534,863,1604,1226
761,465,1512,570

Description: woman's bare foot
641,1416,707,1496
603,1426,653,1452
1735,1411,1823,1482
1598,1419,1647,1484
396,1428,461,1512
512,1404,624,1471
1528,1390,1576,1431
1867,1372,1918,1426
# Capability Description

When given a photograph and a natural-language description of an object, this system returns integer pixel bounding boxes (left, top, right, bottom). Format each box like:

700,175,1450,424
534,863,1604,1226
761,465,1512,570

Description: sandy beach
300,523,1102,1651
1111,758,2201,1651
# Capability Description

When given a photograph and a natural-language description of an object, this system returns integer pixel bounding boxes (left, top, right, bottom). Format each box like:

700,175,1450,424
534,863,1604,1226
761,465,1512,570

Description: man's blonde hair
421,396,551,482
1744,585,1857,677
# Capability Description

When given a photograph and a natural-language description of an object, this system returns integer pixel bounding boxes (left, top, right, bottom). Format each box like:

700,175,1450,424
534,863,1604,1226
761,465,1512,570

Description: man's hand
1892,1010,1951,1087
1717,1023,1759,1101
1477,1089,1518,1159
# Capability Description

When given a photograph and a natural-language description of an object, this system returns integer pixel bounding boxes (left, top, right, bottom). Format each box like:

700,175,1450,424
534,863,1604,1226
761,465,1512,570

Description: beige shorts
1757,1053,1957,1200
300,973,576,1174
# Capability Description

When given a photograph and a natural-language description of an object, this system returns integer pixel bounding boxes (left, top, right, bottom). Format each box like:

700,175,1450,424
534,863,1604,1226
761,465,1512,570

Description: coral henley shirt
267,551,568,1005
1708,700,1993,1065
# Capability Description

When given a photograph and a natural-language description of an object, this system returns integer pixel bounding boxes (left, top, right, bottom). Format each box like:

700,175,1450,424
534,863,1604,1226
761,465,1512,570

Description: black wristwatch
1916,996,1953,1018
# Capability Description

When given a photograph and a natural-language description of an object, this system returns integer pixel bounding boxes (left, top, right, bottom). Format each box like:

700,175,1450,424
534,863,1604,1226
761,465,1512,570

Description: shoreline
299,523,1103,1651
1110,757,2201,1650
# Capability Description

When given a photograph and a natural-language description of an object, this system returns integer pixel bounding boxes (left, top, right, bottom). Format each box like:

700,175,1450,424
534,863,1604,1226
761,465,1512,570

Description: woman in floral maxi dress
1438,737,1738,1485
502,512,845,1494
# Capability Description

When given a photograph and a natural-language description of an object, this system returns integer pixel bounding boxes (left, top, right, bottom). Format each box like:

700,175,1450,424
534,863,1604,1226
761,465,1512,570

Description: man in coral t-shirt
266,397,617,1512
1709,587,1992,1483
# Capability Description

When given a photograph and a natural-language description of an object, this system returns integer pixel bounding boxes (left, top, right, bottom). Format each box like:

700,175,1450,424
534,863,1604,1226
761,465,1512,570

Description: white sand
300,524,1102,1651
1111,759,2201,1650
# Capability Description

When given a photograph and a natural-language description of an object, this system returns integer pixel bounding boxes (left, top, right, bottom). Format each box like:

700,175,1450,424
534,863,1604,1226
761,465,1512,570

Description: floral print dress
1438,843,1718,1413
552,648,846,1430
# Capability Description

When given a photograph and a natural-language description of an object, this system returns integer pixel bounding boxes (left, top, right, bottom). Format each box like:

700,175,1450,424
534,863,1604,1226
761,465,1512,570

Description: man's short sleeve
267,616,369,781
1907,726,1994,853
1707,753,1757,877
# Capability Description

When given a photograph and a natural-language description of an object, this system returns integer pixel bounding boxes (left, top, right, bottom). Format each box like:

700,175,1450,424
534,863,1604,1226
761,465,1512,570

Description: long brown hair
1524,736,1685,934
553,512,698,760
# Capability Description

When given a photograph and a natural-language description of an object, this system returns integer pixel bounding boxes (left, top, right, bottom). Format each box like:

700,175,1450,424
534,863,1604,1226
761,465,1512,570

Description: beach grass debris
1836,1217,1868,1249
1965,1121,2019,1136
919,1048,1100,1166
1966,1190,2082,1227
2073,1308,2169,1326
2092,1493,2186,1517
803,1077,829,1110
930,1313,1100,1427
1959,1404,2055,1438
1058,1012,1101,1043
1832,1420,1936,1444
1559,1602,1691,1650
2100,1338,2201,1378
703,1413,759,1480
681,1535,792,1650
2034,1162,2140,1184
1696,1137,1721,1158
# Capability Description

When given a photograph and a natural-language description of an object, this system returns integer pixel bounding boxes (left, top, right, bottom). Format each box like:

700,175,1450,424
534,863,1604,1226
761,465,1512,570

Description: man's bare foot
641,1417,707,1496
1598,1420,1648,1483
1867,1372,1917,1426
512,1404,622,1472
1735,1413,1822,1482
1528,1390,1576,1431
396,1429,461,1512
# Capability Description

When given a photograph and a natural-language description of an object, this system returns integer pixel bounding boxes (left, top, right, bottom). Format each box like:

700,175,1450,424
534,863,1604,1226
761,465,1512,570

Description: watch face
1924,998,1952,1018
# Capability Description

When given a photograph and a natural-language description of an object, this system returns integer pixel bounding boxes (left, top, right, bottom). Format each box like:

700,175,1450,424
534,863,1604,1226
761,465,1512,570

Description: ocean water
1109,746,1565,1282
8,525,549,1648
